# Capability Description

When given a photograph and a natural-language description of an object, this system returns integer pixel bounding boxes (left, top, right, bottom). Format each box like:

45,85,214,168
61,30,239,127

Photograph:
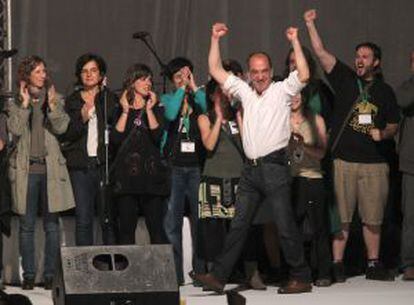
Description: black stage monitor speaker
52,245,179,305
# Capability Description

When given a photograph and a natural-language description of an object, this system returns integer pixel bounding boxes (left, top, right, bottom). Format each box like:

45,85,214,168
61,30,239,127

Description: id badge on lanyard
180,139,195,153
357,79,373,125
179,112,195,153
358,114,372,125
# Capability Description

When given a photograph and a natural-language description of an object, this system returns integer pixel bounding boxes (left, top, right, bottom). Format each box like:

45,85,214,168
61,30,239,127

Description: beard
356,64,377,80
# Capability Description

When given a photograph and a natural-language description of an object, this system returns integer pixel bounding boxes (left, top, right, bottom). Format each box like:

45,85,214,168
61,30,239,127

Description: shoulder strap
109,124,138,175
330,81,374,154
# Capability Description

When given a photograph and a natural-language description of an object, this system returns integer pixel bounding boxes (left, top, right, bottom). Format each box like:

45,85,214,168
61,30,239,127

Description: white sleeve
281,70,306,98
223,74,252,106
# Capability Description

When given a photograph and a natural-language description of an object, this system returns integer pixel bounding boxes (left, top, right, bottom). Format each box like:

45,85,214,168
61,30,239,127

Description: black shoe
314,278,332,287
277,280,312,294
332,262,346,283
403,267,414,281
22,278,35,290
44,278,53,290
366,264,395,281
189,272,225,294
188,271,203,287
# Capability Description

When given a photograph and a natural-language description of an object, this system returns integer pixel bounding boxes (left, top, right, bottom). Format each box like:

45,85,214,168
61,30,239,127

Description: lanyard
357,79,370,103
181,110,191,140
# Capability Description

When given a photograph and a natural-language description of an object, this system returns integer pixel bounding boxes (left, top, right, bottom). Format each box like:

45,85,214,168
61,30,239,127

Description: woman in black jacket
62,53,118,246
110,63,170,245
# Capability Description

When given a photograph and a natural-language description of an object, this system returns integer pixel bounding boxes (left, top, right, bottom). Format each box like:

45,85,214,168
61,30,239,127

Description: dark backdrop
12,0,414,95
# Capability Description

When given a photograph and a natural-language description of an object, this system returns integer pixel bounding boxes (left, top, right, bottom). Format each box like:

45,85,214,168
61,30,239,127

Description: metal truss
0,0,12,92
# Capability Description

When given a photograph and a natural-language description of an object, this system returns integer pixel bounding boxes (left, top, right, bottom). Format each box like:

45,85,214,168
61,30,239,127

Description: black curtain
12,0,414,94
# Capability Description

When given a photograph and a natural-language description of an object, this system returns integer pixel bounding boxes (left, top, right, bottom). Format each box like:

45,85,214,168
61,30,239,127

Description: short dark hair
355,42,383,80
166,57,193,81
222,59,243,76
75,53,107,86
246,52,273,69
16,55,46,86
355,42,382,61
122,63,153,90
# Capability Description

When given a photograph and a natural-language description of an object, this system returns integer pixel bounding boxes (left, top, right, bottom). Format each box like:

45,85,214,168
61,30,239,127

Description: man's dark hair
75,53,107,86
355,42,382,61
166,57,193,81
246,52,273,69
355,42,383,80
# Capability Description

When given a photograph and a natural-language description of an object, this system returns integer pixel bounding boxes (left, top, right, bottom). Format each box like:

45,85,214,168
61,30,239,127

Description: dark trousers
402,173,414,268
292,177,331,279
213,162,311,282
70,164,117,246
117,194,168,245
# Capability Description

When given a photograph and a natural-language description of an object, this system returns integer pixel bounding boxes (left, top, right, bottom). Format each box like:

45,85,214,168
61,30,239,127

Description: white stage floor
3,275,414,305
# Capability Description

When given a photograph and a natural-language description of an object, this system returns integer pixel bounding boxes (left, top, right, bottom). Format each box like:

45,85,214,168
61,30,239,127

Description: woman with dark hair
284,46,334,126
7,55,74,289
61,53,118,246
161,57,207,285
288,93,331,286
110,63,170,245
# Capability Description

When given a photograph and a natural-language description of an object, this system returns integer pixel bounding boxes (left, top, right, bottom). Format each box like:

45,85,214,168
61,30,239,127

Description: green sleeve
160,88,186,121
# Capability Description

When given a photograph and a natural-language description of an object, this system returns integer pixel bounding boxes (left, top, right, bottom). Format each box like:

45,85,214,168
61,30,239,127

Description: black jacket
60,89,118,169
110,106,170,196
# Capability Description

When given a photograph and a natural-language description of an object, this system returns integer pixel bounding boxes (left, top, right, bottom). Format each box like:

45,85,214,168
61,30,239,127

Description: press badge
181,140,195,153
358,114,372,125
228,121,239,134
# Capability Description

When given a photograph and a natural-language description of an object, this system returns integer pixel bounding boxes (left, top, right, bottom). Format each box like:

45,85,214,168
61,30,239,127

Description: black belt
246,148,287,167
87,157,100,168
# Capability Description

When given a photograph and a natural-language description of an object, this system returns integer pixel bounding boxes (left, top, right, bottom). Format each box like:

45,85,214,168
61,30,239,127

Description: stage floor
3,275,414,305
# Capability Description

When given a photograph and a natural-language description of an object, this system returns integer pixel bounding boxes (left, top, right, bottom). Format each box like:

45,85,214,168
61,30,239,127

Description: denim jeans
19,173,59,280
165,166,205,284
70,165,117,246
213,162,311,282
70,168,100,246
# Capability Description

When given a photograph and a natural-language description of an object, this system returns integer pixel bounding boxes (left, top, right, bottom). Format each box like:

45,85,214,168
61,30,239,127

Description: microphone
132,31,150,39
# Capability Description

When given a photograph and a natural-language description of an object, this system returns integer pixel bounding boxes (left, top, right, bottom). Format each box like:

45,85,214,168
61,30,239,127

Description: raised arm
286,27,309,83
209,23,231,86
303,9,336,74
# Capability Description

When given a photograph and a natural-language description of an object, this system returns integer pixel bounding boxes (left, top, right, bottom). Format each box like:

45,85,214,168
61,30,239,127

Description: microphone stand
135,35,168,94
103,85,110,185
100,84,116,245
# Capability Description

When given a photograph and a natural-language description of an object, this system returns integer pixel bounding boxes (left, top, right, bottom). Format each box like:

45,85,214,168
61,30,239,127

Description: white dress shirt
87,106,98,157
223,71,305,159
